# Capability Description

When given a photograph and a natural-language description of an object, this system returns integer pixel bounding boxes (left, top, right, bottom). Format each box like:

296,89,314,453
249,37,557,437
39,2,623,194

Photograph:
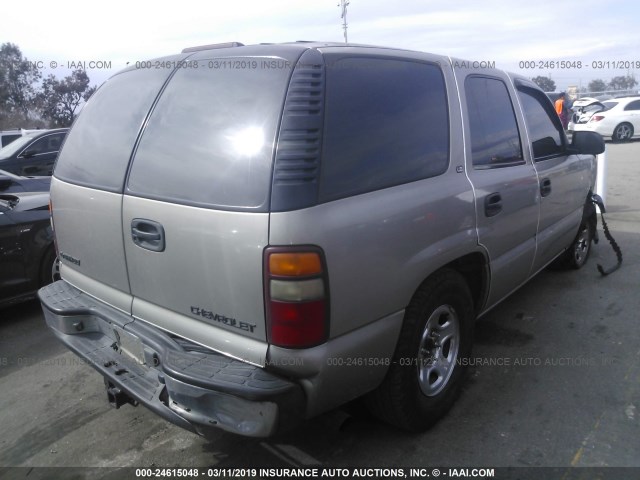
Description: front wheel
366,269,474,431
554,200,596,270
566,222,593,269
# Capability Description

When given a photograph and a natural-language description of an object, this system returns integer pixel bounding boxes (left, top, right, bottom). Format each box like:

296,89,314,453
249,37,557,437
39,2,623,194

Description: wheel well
615,122,634,133
39,244,56,287
442,253,489,315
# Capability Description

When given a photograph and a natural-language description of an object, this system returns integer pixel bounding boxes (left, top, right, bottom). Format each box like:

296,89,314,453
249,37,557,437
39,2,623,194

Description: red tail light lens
264,247,329,348
590,115,605,122
269,300,326,347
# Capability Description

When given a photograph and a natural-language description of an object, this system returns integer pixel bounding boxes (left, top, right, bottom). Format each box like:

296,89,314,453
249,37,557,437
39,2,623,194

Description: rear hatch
52,46,303,366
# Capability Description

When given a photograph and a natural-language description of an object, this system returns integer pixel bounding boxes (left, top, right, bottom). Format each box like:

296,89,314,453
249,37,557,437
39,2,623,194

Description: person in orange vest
555,92,569,130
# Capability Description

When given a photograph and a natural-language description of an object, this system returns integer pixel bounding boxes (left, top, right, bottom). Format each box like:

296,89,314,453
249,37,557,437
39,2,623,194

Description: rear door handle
131,219,165,252
540,178,552,197
484,192,503,217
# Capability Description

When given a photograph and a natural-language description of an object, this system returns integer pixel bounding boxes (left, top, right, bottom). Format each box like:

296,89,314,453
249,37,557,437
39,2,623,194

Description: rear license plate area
111,325,146,366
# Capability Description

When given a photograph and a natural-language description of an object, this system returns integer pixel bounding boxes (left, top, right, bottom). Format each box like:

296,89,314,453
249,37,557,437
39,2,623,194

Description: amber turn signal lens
269,253,322,277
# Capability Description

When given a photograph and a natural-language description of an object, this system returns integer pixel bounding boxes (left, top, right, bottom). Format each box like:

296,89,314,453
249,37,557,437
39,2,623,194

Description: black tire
366,269,474,432
40,246,58,286
612,123,633,143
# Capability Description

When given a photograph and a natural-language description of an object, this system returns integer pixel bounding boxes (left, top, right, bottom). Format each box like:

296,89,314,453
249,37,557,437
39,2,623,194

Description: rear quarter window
319,57,449,202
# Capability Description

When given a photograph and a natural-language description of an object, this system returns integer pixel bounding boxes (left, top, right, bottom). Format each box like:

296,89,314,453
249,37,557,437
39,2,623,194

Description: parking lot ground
0,142,639,478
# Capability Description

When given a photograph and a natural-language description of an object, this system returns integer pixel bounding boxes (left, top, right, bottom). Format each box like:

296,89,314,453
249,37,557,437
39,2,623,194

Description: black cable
591,194,623,276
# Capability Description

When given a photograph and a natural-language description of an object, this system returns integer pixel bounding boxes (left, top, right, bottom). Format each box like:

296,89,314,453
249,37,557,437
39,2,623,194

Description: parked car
569,97,607,127
0,168,51,194
39,41,604,438
0,129,68,176
1,192,57,307
573,96,640,142
0,129,42,148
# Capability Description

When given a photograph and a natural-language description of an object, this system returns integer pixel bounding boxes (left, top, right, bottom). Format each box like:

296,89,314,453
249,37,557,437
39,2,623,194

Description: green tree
39,70,96,127
608,75,638,91
532,76,556,92
0,42,42,128
588,79,607,93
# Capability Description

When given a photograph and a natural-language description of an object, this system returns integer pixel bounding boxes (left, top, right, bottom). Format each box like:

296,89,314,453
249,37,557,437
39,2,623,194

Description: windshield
602,101,619,111
0,133,38,159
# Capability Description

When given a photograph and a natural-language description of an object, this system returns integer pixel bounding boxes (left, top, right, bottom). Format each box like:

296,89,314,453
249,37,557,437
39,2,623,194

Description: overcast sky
4,0,640,91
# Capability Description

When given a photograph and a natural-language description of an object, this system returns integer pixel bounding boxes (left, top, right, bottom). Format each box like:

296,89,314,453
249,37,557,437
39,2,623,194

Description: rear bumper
38,281,305,438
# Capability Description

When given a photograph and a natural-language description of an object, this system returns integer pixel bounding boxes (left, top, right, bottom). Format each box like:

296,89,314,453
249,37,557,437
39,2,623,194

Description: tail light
264,247,329,348
590,115,605,122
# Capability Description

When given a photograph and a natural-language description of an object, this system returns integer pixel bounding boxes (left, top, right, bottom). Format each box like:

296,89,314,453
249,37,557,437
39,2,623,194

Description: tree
532,76,556,92
608,75,638,91
0,43,42,128
39,70,96,127
588,79,607,93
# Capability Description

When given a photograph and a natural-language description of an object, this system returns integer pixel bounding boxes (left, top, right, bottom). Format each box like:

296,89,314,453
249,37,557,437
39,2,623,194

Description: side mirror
570,131,605,155
0,176,12,190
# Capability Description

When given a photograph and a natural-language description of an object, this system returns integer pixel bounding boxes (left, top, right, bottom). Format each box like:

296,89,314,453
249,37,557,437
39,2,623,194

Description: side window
624,100,640,111
465,77,523,168
319,57,449,202
24,136,49,155
47,133,65,152
517,87,564,160
25,133,65,155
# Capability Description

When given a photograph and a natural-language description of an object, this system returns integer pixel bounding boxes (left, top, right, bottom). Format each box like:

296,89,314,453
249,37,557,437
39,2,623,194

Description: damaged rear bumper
38,281,305,438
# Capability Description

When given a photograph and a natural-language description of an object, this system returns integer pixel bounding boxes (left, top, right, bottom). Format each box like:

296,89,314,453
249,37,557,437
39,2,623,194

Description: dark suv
0,129,68,176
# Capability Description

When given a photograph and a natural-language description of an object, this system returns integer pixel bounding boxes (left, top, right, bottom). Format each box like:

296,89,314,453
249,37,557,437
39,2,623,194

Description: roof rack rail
181,42,244,53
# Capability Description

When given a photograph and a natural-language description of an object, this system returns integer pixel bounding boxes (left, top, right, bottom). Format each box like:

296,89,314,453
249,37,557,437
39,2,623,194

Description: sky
3,0,640,92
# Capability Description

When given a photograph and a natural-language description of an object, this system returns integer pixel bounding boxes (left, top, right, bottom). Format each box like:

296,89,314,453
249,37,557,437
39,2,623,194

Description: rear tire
612,123,633,143
40,246,58,286
366,269,474,431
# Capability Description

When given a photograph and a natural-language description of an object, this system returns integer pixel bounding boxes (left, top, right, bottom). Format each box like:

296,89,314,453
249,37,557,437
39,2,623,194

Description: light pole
339,0,350,44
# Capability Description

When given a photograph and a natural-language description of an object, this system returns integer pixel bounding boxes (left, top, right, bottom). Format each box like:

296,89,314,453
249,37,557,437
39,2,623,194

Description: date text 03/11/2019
518,60,640,69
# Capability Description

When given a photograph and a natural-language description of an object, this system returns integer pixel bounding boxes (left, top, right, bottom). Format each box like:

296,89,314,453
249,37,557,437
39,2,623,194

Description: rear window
127,58,293,210
319,57,449,202
54,65,177,192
